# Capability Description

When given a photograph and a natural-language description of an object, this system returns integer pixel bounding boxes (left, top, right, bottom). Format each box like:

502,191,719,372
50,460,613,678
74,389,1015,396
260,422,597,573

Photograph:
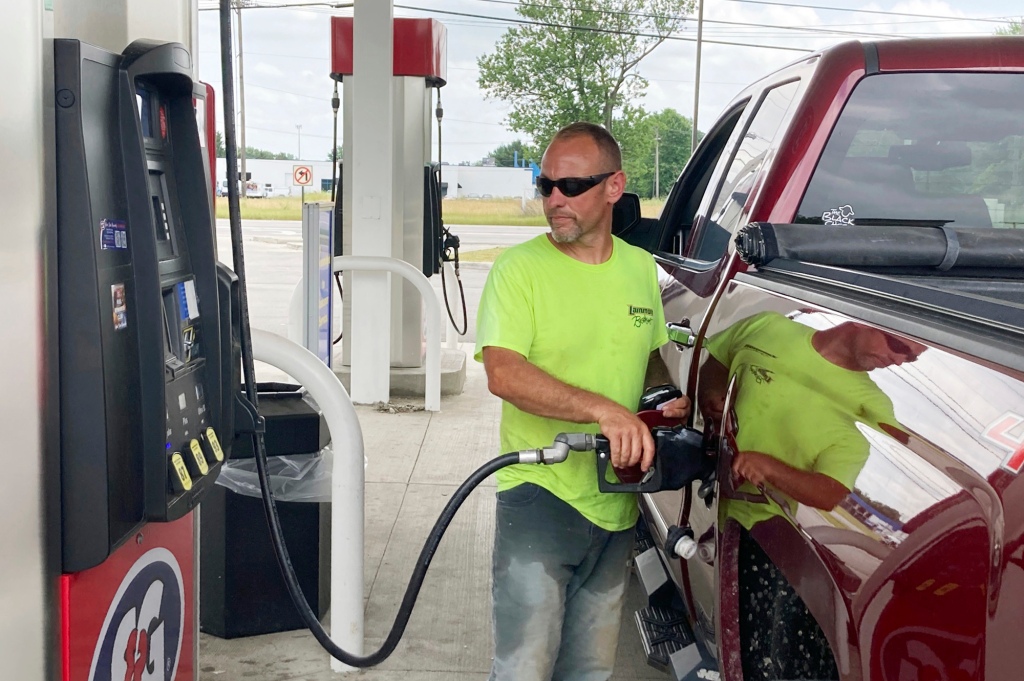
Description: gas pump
329,16,467,368
53,38,237,680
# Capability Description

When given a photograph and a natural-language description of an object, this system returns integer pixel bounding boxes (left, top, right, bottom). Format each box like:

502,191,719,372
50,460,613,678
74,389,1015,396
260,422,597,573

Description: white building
215,158,338,196
215,158,536,200
439,165,535,199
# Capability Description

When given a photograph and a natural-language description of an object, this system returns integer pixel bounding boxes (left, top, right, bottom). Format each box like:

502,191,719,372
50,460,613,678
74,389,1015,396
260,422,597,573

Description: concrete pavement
200,218,664,680
199,352,663,681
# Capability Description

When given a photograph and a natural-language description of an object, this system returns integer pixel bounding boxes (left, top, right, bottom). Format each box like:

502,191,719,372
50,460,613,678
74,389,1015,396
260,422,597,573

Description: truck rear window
797,72,1024,230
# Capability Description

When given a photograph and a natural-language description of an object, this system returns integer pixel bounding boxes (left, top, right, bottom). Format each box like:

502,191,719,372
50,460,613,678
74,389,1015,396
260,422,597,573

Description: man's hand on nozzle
596,405,656,472
656,395,692,420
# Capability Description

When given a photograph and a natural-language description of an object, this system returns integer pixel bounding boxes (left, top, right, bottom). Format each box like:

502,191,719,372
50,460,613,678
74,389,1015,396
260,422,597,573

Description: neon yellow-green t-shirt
705,311,899,530
475,234,669,531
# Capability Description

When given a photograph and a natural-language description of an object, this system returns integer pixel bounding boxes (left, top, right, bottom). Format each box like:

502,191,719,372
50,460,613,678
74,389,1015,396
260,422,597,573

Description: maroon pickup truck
613,37,1024,681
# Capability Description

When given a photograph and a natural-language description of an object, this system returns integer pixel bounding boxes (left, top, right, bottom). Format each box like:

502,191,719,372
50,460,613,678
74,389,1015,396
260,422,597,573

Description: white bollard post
250,329,365,673
442,261,461,351
334,255,441,412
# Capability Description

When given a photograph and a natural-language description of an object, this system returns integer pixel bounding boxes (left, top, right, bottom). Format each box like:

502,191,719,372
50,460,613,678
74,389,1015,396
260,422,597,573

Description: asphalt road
214,219,548,345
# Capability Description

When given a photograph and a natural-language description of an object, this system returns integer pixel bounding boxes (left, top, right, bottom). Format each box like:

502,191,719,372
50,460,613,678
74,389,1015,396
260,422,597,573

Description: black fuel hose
280,451,520,667
219,0,526,666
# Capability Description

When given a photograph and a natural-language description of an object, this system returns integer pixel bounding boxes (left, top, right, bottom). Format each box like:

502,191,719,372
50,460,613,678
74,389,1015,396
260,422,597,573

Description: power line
460,0,890,39
247,82,333,101
198,1,352,10
248,124,335,140
720,0,1015,25
441,0,1016,37
394,4,813,52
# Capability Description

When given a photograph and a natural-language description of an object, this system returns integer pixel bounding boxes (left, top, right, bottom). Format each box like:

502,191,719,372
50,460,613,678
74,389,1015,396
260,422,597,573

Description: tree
614,107,696,198
477,0,694,145
244,147,295,160
327,145,343,163
485,140,538,167
997,19,1021,35
215,130,226,158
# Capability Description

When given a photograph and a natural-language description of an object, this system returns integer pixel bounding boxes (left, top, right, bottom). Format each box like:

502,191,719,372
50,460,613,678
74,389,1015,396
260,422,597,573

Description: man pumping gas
476,121,690,681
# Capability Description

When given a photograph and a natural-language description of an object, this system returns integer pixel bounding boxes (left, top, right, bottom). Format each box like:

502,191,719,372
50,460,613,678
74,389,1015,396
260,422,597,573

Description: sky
195,1,1023,165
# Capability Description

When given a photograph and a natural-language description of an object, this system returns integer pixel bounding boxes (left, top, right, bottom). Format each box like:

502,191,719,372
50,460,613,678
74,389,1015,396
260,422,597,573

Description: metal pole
297,124,303,203
654,129,660,199
692,0,704,157
236,1,248,199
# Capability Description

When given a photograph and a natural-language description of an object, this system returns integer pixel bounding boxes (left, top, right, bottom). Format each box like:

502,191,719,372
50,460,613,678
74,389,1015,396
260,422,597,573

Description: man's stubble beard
548,219,583,244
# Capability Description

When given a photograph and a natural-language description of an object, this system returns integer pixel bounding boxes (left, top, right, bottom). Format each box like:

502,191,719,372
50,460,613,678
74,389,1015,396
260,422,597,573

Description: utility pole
692,0,705,157
235,0,252,199
654,129,661,199
296,124,304,203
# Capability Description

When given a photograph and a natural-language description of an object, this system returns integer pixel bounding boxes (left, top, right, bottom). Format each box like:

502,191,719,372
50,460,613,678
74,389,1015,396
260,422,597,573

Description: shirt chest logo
748,364,774,385
628,304,653,328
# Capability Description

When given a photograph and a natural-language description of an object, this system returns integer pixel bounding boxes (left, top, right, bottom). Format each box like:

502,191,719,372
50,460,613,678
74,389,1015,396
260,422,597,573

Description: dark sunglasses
535,172,615,198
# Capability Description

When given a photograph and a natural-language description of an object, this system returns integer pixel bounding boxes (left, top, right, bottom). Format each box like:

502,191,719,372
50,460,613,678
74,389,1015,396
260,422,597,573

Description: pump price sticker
100,218,128,250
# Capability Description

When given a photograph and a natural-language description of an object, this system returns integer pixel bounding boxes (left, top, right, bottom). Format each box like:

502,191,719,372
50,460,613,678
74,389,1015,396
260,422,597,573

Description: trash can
200,385,332,639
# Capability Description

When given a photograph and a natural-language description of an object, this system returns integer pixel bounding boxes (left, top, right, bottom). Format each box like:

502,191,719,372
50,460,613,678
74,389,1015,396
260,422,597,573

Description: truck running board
634,606,718,680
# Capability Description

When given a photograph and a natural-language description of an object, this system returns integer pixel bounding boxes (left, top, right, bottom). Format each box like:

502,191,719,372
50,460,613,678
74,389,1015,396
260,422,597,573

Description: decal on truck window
822,204,855,226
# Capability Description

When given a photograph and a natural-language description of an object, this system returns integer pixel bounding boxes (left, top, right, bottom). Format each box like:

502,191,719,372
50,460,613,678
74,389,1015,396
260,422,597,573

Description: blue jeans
489,483,634,681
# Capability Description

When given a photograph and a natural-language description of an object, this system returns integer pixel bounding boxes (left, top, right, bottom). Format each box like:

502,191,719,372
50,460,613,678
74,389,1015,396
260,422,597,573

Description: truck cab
621,37,1024,681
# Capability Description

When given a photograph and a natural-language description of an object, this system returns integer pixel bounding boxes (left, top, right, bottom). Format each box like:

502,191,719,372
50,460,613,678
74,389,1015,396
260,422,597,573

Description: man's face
539,135,623,244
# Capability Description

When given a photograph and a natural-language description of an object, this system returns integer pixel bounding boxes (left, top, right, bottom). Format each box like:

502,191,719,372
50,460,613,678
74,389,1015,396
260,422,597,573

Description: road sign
293,165,313,187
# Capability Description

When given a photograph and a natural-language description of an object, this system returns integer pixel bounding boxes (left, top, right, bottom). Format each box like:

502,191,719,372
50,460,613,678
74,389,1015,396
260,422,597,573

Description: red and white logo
983,411,1024,474
88,548,184,681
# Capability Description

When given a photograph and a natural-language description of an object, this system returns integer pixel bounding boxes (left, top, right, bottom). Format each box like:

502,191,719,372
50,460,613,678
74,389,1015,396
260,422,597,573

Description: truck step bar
634,606,717,680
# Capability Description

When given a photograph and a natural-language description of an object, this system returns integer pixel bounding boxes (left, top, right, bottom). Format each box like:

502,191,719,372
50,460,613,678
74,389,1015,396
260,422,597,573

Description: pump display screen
136,87,154,139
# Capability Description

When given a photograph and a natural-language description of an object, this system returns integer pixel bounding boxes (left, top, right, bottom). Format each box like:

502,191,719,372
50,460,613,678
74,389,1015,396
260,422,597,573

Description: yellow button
170,452,193,492
205,427,225,462
189,439,209,476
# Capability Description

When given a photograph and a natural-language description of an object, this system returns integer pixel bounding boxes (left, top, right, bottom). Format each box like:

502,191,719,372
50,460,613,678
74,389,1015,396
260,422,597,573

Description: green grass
216,195,667,225
459,247,508,263
215,191,334,220
442,198,547,226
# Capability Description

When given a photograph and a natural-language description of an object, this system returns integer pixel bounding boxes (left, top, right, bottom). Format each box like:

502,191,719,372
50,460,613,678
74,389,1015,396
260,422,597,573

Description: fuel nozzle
517,432,596,465
597,420,711,494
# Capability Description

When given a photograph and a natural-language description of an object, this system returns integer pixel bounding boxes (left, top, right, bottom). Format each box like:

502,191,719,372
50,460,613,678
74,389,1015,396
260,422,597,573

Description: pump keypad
188,439,209,476
204,427,225,463
170,452,193,493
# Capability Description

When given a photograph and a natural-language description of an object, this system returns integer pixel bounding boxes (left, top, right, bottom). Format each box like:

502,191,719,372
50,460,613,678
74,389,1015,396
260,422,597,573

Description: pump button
204,427,225,463
170,452,193,493
188,439,209,476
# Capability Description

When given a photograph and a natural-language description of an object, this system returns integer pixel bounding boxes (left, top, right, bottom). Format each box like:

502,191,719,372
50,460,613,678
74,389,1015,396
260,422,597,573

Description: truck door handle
666,321,695,348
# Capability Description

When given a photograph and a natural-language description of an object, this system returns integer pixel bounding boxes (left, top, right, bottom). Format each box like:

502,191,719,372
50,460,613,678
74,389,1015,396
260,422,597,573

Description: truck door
633,78,805,651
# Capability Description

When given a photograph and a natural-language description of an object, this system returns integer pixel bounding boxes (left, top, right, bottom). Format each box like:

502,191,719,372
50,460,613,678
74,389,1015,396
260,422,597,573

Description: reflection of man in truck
698,310,925,680
699,311,924,521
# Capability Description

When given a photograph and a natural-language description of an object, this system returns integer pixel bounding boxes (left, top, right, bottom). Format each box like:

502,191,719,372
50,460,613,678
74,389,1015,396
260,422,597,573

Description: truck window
797,72,1024,230
657,103,746,257
691,79,801,262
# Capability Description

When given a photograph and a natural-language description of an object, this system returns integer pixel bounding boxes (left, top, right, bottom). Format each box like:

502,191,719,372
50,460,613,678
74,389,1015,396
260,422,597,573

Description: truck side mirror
612,192,663,254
